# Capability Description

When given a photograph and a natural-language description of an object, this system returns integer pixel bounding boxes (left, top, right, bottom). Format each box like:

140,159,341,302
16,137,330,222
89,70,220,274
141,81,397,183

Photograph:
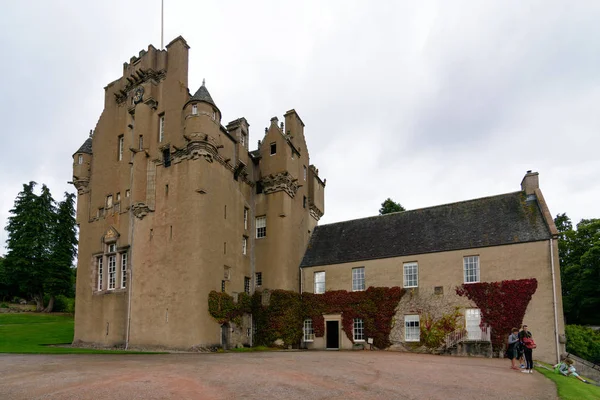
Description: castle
72,36,565,363
72,36,324,349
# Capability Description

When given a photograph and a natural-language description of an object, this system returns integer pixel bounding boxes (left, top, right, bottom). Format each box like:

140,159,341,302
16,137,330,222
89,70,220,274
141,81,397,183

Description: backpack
522,337,537,349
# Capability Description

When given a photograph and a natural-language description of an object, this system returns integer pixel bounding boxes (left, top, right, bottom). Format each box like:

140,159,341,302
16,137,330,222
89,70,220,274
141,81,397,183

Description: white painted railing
445,325,491,349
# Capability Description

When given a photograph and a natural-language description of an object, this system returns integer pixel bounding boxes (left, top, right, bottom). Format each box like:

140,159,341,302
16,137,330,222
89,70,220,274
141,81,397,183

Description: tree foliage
379,198,406,215
565,325,600,364
2,183,77,311
554,213,600,325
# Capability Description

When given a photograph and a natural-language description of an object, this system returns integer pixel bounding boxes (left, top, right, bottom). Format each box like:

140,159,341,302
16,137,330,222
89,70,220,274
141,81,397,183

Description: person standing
507,328,520,370
519,324,536,373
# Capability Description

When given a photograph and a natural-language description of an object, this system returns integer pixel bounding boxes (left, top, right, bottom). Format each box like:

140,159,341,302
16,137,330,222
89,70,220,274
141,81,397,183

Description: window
118,135,124,161
303,319,314,342
244,277,250,294
270,142,276,155
256,182,264,194
108,243,116,253
403,262,418,288
405,315,420,342
106,195,113,209
98,208,105,218
121,252,127,288
116,192,121,202
303,196,307,208
163,148,171,167
314,271,325,294
255,216,266,238
353,318,365,341
78,155,83,165
244,208,248,230
352,267,365,291
242,237,247,255
159,115,165,142
221,280,226,293
139,135,143,150
108,255,116,290
212,110,216,121
192,104,198,115
240,132,246,147
463,256,480,283
97,256,103,290
255,272,262,287
224,266,231,281
125,189,130,198
303,165,307,181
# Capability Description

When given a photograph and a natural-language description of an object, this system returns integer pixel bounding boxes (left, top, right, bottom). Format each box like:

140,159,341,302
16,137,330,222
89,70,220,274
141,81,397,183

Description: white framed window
118,135,124,161
353,318,365,341
403,262,418,288
192,104,198,115
97,256,103,291
108,244,116,253
212,110,216,121
121,252,127,288
303,319,314,342
463,256,480,283
256,216,266,238
255,272,262,287
244,277,251,294
78,155,83,165
108,255,116,290
405,315,420,342
242,237,247,255
465,308,482,340
106,195,113,209
314,271,325,294
116,192,121,202
352,267,365,291
303,165,307,181
159,115,165,142
244,208,248,230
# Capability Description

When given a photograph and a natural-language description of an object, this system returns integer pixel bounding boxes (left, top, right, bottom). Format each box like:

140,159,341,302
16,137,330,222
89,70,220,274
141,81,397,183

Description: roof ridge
317,191,524,228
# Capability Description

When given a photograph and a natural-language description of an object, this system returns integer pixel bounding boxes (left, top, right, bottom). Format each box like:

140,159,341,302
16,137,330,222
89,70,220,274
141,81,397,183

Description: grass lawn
536,364,600,400
0,313,154,354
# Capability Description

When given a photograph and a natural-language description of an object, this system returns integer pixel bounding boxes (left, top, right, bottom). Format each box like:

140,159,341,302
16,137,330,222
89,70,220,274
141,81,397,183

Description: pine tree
379,198,406,215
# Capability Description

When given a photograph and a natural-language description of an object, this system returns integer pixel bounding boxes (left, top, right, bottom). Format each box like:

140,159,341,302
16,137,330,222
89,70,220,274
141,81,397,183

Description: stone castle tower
71,36,325,349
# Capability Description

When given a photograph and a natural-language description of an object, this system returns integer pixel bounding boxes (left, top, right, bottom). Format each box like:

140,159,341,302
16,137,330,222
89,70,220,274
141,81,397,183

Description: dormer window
270,142,276,155
192,104,198,115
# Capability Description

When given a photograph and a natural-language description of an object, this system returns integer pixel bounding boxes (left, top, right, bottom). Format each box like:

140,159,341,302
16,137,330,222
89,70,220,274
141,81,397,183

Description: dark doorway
326,321,339,349
221,324,229,350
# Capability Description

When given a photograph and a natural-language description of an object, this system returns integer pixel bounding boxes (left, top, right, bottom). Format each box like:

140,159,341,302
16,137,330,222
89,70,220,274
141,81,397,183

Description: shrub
565,325,600,364
0,302,8,308
52,295,75,313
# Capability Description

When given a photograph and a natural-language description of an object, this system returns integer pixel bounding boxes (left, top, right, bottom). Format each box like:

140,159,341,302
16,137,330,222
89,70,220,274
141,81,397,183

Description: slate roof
74,138,93,155
300,191,552,268
189,83,216,107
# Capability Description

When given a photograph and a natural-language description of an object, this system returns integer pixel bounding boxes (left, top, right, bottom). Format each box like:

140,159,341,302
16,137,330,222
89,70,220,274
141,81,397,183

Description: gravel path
0,351,557,400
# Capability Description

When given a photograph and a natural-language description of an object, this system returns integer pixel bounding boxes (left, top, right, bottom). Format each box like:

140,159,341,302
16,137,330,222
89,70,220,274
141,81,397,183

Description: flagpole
161,0,164,49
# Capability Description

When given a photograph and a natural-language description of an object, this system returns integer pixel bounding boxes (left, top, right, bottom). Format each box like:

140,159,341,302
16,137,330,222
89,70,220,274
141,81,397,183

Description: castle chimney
520,170,539,195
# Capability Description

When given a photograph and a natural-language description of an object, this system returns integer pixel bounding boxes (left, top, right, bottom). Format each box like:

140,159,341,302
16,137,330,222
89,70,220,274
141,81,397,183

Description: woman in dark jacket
519,324,535,373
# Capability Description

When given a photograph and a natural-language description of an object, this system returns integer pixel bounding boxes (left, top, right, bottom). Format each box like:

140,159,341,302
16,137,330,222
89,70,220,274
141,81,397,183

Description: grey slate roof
190,83,216,107
300,191,551,268
74,138,93,155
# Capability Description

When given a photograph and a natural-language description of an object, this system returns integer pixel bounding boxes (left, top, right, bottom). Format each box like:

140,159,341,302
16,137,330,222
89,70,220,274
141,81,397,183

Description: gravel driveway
0,351,557,400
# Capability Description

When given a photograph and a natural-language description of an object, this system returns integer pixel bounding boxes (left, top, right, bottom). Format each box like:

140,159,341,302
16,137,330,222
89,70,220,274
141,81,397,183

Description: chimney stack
520,170,539,195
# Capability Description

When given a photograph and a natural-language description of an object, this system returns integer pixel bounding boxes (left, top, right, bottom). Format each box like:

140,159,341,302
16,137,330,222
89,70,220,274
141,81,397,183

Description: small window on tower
118,135,124,161
303,196,307,208
163,148,171,168
192,104,198,115
78,155,83,165
270,142,276,155
240,132,246,147
106,195,113,208
125,189,130,198
212,110,216,121
139,135,143,150
116,192,121,202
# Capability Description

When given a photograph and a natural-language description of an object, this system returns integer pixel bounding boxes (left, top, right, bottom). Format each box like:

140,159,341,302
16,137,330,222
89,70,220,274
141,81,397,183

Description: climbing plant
419,307,463,350
456,278,538,351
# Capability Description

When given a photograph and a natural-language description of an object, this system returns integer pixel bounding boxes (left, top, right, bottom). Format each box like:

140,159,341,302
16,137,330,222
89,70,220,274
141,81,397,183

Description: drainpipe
550,238,560,364
125,124,136,350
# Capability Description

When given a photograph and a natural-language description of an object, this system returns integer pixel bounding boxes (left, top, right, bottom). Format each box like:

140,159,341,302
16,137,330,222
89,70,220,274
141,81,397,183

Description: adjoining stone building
300,171,565,364
71,36,325,349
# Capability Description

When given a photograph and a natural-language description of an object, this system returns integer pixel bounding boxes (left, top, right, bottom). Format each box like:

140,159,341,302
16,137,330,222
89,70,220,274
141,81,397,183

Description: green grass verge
0,313,156,354
536,364,600,400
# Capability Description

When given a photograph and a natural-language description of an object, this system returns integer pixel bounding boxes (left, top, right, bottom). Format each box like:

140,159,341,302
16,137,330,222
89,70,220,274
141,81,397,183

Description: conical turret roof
74,137,93,156
190,80,216,106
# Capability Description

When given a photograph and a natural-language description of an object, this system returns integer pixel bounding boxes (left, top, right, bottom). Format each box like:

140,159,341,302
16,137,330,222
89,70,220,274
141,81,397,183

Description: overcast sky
1,0,599,254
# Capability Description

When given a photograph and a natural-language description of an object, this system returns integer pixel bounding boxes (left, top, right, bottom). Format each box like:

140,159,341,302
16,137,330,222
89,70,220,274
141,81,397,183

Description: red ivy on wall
302,287,405,349
456,278,538,350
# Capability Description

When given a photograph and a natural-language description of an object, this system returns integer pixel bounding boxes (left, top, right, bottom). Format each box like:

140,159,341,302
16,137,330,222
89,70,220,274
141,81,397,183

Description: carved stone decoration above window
103,226,120,243
261,171,299,198
131,202,152,219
